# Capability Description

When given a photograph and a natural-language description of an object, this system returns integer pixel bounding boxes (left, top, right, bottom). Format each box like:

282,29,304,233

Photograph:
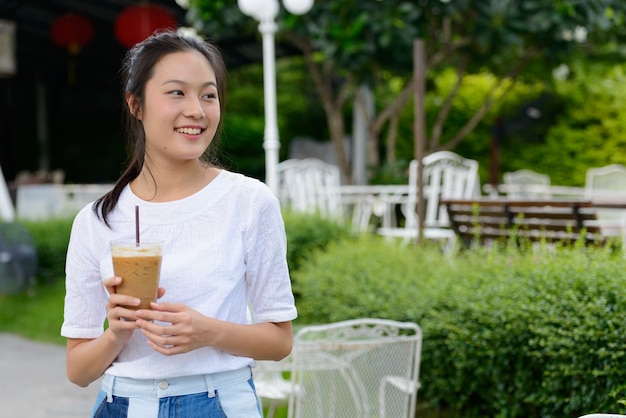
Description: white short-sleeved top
61,170,297,379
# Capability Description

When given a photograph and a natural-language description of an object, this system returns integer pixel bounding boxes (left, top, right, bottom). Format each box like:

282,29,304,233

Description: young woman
61,30,297,417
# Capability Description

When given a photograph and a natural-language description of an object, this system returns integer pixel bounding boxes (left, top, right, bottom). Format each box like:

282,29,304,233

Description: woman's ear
125,93,142,120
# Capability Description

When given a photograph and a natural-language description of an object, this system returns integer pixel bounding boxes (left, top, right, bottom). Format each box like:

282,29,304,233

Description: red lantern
50,13,94,55
114,4,177,48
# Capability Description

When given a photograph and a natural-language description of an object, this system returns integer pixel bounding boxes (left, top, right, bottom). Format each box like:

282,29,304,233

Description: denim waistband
101,366,252,402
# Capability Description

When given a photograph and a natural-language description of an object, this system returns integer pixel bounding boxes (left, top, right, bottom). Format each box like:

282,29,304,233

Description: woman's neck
130,160,220,202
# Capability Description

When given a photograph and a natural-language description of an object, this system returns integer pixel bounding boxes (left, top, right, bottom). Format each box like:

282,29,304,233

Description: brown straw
135,205,140,246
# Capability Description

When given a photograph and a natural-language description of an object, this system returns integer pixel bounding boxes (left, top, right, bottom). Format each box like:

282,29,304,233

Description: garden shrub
22,217,73,285
282,210,352,274
293,235,626,417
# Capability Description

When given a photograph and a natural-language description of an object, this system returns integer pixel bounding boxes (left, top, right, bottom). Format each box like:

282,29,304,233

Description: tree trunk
287,33,353,182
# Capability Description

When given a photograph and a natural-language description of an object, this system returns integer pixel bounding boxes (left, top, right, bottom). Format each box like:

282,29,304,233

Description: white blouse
61,170,297,379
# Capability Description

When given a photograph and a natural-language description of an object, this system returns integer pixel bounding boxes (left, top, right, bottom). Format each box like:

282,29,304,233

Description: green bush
282,210,352,274
293,236,626,417
22,217,74,286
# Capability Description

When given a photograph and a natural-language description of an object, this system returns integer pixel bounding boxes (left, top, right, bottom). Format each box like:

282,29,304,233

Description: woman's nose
184,98,205,119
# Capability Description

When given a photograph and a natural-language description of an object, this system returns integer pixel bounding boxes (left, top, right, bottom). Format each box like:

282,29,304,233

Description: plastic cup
110,241,163,310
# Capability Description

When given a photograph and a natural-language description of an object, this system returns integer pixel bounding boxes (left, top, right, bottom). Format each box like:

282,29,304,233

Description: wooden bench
439,198,613,247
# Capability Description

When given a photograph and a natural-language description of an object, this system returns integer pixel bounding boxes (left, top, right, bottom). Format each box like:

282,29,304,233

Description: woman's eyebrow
162,79,218,88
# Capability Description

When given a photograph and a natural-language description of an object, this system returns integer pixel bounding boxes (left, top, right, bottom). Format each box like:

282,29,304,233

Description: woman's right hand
66,277,167,387
103,276,141,341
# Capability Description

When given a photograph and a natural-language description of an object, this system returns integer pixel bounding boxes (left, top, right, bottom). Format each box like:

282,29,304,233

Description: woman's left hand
134,302,217,355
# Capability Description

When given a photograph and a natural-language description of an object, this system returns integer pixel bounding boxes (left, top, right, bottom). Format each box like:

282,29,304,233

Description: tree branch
429,57,468,150
439,51,536,152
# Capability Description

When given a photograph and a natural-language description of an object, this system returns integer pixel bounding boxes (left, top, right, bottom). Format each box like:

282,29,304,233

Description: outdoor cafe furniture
275,158,343,219
584,164,626,236
288,318,422,418
254,318,422,418
275,157,411,232
337,184,410,232
483,183,585,200
441,197,626,248
377,151,480,249
501,168,552,199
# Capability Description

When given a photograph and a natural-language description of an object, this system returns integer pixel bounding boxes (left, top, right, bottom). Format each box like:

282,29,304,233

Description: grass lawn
0,279,66,345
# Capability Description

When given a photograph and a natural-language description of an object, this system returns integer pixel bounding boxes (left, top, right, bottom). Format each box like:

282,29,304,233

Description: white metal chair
502,168,552,199
287,318,422,418
585,164,626,199
276,158,343,219
377,151,479,249
584,164,626,237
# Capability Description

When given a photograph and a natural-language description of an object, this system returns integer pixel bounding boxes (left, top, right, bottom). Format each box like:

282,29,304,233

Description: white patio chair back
378,151,479,247
584,164,626,235
413,151,479,229
276,158,342,219
502,169,551,199
585,164,626,199
288,318,422,418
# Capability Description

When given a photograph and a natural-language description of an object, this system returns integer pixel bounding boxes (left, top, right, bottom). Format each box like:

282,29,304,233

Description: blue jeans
91,367,262,417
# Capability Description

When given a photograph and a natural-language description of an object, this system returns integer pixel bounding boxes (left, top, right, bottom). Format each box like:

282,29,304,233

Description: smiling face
130,50,221,166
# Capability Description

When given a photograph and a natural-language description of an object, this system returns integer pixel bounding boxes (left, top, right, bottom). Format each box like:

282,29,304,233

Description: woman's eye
202,93,217,100
169,90,184,96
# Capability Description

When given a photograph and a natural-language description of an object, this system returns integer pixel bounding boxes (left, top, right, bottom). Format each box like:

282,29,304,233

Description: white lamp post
237,0,313,195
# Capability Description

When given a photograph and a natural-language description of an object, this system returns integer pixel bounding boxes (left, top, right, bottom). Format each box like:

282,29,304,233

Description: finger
135,309,174,323
136,317,170,335
108,294,141,310
157,287,166,299
148,302,186,313
103,276,122,293
145,338,184,356
107,308,141,327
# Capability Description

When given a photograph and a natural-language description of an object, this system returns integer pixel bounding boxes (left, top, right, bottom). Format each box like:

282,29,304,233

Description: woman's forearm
210,321,293,361
66,329,128,387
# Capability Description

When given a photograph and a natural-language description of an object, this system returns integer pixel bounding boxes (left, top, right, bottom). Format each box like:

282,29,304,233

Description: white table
336,185,411,232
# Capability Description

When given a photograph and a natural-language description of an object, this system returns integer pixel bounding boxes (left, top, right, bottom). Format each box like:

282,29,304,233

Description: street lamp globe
238,0,279,20
283,0,314,15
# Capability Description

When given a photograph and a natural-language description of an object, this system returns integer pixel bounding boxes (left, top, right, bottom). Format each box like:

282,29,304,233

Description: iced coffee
111,241,163,310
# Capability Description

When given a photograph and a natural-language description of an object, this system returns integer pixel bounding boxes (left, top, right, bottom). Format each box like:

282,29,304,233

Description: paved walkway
0,333,101,417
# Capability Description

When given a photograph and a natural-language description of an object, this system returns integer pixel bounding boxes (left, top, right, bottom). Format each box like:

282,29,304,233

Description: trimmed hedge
281,210,351,274
292,235,626,417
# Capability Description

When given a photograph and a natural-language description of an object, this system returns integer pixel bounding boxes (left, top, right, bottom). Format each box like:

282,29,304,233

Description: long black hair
93,30,228,226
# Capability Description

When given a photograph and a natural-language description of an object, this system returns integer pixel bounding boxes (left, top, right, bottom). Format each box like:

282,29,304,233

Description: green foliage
21,217,73,285
281,211,352,274
189,0,626,184
518,62,626,186
220,58,329,179
384,68,553,184
292,235,444,324
293,236,626,417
